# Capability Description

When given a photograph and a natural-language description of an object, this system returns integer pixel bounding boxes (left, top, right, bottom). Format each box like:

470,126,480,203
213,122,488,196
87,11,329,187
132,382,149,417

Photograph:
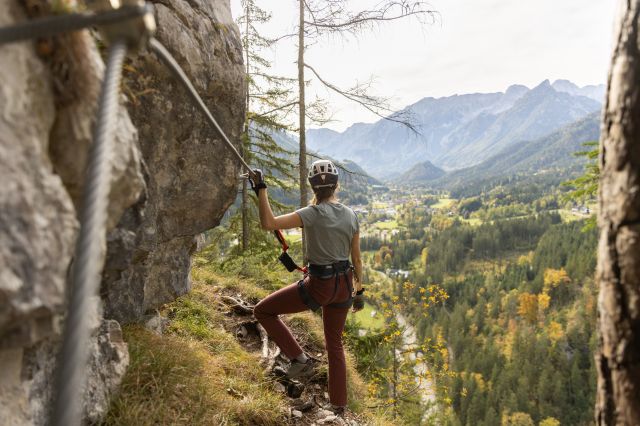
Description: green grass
557,209,585,223
372,219,399,230
354,302,386,330
461,217,483,226
104,324,287,425
371,201,389,209
431,197,455,210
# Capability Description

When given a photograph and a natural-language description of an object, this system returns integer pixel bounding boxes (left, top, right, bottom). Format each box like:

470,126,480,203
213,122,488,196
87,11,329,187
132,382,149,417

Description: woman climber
251,159,365,416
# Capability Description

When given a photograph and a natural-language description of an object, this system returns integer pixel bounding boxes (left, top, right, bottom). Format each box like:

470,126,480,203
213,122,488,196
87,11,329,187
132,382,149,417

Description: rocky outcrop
1,0,244,423
0,1,142,423
101,0,245,324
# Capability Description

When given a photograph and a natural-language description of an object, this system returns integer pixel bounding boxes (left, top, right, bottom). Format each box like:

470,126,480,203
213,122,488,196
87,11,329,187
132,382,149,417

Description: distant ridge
396,161,445,183
432,112,601,194
306,80,604,178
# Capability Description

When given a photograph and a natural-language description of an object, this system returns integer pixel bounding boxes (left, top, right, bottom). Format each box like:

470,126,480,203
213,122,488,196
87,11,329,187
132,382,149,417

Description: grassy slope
353,302,386,330
104,253,393,425
430,197,455,210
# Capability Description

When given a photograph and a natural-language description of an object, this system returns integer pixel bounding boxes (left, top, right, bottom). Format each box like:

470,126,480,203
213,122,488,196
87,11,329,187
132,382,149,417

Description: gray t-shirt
296,202,359,265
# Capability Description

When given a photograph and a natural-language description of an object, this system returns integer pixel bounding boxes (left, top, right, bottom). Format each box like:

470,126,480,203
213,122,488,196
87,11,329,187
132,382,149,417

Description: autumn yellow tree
517,293,539,324
421,247,429,270
501,411,535,426
539,417,561,426
543,268,570,290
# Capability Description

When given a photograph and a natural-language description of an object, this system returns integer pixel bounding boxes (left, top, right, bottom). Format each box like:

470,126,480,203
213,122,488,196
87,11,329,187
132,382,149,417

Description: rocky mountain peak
552,79,580,92
505,84,529,97
308,80,602,178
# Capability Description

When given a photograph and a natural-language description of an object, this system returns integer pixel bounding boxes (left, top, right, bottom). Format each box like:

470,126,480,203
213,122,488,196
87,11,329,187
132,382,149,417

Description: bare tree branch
304,0,437,36
304,63,419,133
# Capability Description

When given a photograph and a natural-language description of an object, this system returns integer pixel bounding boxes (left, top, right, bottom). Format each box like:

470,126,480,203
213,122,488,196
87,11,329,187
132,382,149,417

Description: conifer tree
236,0,297,252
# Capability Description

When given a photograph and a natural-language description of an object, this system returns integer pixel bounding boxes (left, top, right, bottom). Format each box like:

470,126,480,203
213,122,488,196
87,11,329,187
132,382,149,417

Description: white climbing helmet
308,159,339,189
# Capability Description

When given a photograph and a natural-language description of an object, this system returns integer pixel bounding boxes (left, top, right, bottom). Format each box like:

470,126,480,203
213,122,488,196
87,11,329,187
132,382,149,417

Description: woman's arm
351,232,363,291
258,188,303,230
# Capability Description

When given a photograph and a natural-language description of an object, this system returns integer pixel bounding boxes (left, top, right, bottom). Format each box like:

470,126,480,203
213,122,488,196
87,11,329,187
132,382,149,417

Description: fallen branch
220,295,254,315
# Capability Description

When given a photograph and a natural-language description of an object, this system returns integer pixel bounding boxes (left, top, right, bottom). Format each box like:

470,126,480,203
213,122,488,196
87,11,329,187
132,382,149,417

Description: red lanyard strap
273,230,289,251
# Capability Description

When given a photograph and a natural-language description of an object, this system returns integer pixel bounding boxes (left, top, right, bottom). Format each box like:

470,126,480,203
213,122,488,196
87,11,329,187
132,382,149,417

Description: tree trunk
298,0,307,259
241,151,249,251
241,3,251,252
595,1,640,424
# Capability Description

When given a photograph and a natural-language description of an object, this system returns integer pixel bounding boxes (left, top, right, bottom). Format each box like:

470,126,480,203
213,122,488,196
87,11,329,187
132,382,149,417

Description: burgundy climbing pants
253,273,352,407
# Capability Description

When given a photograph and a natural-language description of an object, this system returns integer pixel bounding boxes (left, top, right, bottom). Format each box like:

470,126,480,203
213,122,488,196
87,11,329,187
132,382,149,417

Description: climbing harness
0,2,256,425
271,220,352,312
297,260,355,311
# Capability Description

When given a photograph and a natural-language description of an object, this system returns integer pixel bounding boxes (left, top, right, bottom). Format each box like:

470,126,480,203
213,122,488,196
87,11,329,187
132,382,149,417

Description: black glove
249,169,267,196
352,294,365,312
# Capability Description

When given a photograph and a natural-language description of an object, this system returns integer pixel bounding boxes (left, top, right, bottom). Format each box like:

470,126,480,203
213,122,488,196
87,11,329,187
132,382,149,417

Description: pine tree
236,0,297,253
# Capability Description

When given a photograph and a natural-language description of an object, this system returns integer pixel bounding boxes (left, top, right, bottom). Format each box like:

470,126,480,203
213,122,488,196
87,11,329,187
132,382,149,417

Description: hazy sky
230,0,618,131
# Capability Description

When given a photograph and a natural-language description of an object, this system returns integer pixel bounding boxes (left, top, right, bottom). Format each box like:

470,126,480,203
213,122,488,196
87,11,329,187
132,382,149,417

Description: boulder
0,0,245,422
102,0,245,323
0,0,143,423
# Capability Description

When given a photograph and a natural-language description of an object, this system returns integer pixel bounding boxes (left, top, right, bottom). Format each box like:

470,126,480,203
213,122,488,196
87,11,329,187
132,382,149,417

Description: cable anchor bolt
91,0,155,50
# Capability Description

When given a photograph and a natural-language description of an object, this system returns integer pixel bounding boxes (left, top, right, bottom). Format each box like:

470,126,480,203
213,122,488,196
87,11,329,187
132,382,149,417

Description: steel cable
0,4,151,45
50,40,128,426
148,37,255,178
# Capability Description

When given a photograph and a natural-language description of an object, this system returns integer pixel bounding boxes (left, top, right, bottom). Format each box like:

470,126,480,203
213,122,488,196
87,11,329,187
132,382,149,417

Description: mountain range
423,112,601,193
306,80,604,179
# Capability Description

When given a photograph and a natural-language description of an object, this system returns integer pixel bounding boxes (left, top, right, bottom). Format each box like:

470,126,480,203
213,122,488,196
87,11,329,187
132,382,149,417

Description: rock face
102,0,245,324
0,0,244,423
0,0,76,352
0,1,141,422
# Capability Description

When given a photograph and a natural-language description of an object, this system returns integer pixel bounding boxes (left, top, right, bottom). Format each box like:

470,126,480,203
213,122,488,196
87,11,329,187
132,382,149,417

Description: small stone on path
317,415,337,424
317,409,334,417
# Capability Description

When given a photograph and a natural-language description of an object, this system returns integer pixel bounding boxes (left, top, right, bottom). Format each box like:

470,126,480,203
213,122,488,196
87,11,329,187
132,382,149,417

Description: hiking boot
286,358,315,379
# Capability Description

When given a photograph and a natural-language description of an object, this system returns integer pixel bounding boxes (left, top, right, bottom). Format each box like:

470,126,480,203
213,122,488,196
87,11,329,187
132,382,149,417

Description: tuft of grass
286,312,326,349
191,262,271,302
103,326,286,425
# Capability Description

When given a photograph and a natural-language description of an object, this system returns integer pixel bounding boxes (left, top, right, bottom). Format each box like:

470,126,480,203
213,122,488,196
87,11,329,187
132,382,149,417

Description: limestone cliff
0,0,245,423
102,0,245,324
